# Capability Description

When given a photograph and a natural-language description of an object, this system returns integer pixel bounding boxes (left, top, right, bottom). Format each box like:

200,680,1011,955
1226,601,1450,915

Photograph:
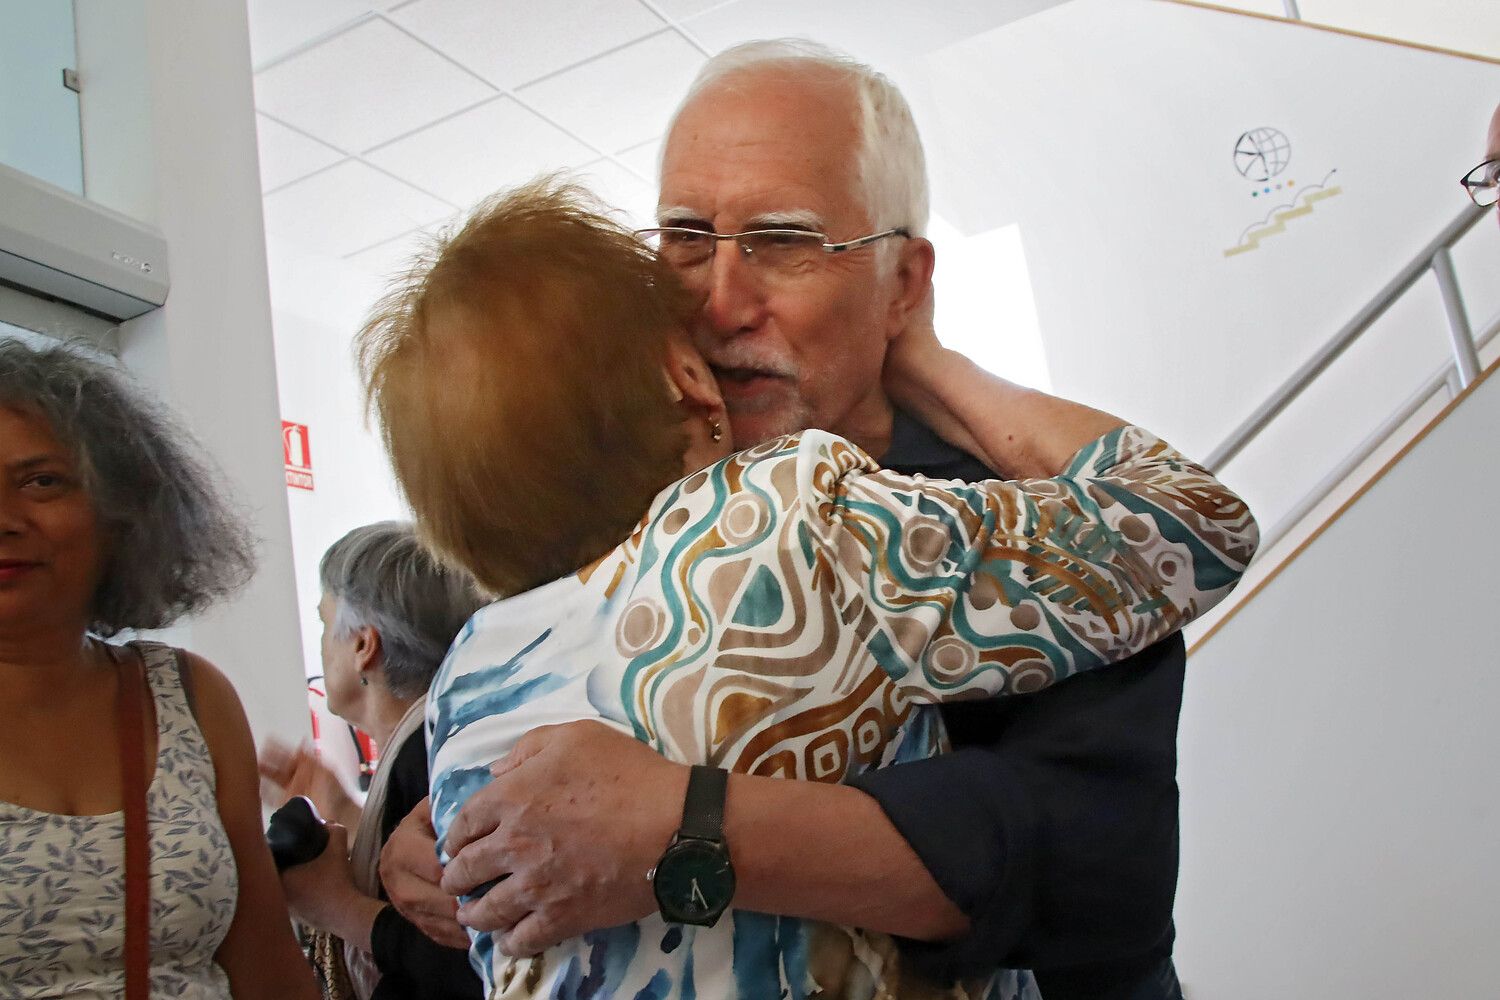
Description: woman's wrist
315,889,387,953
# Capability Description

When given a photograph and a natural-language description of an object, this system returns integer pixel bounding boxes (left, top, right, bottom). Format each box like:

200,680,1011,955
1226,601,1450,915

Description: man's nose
695,240,769,338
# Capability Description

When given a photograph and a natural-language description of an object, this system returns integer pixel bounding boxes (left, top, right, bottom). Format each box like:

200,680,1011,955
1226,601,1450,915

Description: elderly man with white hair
383,40,1196,1000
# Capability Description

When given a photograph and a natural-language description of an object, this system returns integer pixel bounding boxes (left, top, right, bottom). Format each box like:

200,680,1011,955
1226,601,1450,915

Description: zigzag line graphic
1224,170,1342,258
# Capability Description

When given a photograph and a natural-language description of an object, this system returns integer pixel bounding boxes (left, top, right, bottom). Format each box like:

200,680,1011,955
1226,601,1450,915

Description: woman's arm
883,311,1123,479
186,652,321,1000
277,821,387,951
799,416,1257,699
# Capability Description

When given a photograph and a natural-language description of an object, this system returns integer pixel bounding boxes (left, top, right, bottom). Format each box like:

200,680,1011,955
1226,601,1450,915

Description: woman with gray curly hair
259,522,484,1000
0,338,317,1000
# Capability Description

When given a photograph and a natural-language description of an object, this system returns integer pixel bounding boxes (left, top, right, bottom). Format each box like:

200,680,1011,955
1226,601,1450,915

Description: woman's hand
280,823,386,952
881,284,1123,478
882,286,991,466
259,740,362,832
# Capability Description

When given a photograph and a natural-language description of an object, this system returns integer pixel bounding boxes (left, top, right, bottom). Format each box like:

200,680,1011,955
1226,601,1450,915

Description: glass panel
0,0,84,194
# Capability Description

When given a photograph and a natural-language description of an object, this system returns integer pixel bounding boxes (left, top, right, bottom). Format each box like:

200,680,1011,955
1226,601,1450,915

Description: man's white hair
668,39,930,241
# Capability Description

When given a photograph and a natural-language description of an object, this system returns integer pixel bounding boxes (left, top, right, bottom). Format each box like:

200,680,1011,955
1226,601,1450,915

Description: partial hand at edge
379,796,470,950
881,278,1125,479
440,720,687,958
880,283,991,468
258,739,362,832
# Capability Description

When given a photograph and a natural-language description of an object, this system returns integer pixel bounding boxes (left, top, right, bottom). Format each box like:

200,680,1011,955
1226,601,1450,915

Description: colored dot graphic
1251,180,1294,198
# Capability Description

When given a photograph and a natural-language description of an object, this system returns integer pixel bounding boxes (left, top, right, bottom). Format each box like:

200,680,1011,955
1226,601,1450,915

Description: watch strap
677,765,727,842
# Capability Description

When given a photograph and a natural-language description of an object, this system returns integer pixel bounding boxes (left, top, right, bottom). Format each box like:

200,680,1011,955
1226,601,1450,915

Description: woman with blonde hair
356,179,1258,1000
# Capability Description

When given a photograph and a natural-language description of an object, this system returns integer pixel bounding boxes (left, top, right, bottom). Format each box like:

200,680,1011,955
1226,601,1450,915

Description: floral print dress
0,642,238,999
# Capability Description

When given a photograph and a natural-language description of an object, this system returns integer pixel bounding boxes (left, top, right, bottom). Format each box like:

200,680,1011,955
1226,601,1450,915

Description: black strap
678,765,727,842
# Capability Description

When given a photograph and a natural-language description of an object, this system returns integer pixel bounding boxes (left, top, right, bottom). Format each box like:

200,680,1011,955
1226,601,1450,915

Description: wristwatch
649,765,735,926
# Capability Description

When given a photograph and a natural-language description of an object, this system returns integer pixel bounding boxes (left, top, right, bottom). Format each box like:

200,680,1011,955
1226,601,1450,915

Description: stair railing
1206,203,1494,556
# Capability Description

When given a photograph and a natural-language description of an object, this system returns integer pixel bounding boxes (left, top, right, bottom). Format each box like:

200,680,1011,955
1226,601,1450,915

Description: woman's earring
359,676,369,687
709,418,723,443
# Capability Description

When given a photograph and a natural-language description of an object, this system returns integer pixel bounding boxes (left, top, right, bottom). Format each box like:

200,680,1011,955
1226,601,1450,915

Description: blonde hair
356,178,693,596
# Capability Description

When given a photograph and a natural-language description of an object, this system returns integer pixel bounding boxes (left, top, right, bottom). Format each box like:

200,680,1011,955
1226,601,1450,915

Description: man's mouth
711,365,788,399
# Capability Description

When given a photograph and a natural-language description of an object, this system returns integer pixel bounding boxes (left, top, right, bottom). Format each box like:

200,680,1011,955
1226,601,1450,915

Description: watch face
653,838,735,926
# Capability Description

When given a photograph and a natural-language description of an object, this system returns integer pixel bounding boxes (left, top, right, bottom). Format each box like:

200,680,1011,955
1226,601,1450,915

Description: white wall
1173,364,1500,998
262,235,408,683
73,0,309,748
913,0,1500,537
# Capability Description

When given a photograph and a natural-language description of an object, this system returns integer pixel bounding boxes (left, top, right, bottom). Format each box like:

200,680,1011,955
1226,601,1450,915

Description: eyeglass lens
644,230,827,271
1463,160,1500,207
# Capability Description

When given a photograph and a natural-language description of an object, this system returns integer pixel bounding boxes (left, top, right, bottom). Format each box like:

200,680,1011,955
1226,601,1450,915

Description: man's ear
885,236,936,340
662,335,724,412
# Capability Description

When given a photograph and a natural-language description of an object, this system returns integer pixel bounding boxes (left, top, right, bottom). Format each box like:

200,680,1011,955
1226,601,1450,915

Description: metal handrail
1206,203,1490,472
1250,309,1499,557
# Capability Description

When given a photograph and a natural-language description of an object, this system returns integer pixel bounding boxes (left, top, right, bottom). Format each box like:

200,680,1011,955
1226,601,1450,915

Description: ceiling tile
391,0,665,90
649,0,735,22
571,158,658,228
616,136,663,184
262,160,454,257
517,30,704,157
344,213,459,279
256,114,346,191
247,0,372,67
253,17,496,153
366,96,599,208
683,0,1072,71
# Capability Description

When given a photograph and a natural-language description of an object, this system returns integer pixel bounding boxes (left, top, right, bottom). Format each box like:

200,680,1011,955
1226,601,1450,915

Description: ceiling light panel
254,17,496,153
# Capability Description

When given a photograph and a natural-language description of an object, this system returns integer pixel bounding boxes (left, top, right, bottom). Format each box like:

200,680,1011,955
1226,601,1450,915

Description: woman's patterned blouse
428,426,1258,1000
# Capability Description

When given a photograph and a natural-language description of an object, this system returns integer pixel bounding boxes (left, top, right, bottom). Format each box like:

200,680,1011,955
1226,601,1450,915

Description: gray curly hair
319,522,485,700
0,338,256,636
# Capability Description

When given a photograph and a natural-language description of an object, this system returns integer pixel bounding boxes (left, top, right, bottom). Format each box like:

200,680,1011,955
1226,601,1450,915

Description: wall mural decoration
1234,127,1292,182
1224,127,1342,258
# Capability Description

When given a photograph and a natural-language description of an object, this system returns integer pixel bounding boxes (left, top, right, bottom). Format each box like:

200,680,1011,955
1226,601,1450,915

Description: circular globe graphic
1233,128,1291,182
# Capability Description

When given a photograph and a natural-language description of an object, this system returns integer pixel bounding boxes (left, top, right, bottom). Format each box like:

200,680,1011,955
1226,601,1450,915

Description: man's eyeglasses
1460,158,1500,208
635,226,910,272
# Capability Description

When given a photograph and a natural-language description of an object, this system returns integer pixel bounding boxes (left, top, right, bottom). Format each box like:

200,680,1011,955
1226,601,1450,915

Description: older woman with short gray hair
0,337,318,999
259,521,483,1000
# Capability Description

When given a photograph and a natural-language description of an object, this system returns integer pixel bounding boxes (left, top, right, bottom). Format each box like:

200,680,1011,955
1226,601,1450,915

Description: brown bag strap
113,644,151,1000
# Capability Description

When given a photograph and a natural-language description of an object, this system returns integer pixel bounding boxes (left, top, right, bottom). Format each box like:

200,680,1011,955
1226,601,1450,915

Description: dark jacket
848,412,1185,1000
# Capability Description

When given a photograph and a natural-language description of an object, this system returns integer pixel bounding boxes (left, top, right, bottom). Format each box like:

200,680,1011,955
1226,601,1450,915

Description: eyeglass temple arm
823,228,911,254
